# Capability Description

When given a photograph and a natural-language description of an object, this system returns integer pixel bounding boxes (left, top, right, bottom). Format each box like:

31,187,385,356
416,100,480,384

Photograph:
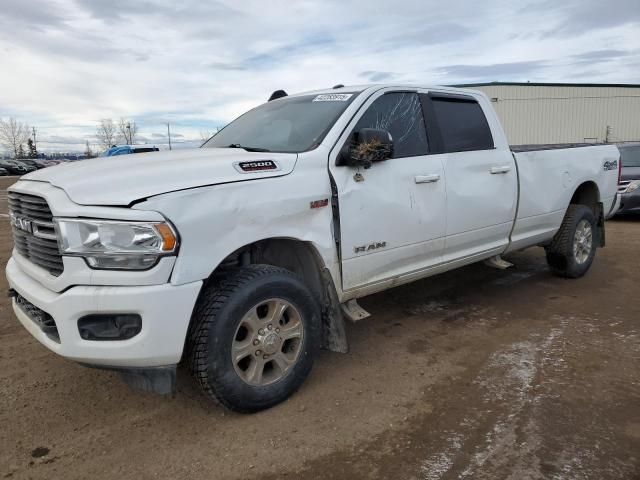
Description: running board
484,255,514,270
341,299,371,322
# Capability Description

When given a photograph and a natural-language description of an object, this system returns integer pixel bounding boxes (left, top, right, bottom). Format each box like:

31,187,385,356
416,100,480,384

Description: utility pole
32,127,37,151
167,123,172,150
126,122,131,144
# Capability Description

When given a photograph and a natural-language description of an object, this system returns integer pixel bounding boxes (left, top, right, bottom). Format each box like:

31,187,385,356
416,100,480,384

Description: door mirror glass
340,128,394,169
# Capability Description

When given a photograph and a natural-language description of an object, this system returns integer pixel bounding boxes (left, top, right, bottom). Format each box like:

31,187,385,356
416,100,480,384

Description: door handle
490,165,512,174
415,174,440,184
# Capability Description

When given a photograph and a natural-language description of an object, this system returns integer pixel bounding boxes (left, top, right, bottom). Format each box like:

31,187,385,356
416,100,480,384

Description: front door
329,90,447,292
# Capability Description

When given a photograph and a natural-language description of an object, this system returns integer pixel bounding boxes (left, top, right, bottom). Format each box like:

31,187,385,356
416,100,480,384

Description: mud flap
320,269,349,353
596,202,605,247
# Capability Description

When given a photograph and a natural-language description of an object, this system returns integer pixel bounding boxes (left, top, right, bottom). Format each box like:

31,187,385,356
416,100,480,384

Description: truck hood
23,148,298,206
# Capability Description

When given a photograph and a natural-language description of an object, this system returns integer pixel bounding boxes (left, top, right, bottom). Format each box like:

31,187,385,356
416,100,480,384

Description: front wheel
186,265,321,413
545,204,597,278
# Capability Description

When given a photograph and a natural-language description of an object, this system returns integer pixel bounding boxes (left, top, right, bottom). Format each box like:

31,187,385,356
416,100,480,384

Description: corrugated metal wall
470,85,640,145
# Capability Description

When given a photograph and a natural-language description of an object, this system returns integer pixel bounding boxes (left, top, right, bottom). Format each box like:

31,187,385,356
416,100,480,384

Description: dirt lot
0,176,638,479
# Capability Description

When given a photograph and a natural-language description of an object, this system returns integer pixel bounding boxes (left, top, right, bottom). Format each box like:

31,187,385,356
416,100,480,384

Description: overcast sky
0,0,639,152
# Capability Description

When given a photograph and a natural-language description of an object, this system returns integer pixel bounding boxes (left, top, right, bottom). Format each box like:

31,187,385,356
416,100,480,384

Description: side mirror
338,128,393,169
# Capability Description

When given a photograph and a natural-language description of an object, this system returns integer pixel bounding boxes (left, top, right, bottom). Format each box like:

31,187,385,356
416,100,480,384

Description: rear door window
352,92,428,158
429,97,494,153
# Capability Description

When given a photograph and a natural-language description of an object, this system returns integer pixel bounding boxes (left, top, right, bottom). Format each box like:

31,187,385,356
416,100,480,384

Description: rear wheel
545,204,597,278
187,265,320,412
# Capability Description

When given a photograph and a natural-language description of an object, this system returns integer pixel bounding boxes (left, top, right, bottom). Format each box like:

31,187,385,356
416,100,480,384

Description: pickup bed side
508,144,620,253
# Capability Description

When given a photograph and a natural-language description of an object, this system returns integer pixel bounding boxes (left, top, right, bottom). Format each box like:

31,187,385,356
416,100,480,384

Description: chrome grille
8,192,64,276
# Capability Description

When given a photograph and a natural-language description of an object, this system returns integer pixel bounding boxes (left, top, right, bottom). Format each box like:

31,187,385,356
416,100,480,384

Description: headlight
55,219,178,270
622,180,640,193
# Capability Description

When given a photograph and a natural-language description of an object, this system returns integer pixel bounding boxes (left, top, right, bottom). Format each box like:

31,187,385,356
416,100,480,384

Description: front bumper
6,257,202,367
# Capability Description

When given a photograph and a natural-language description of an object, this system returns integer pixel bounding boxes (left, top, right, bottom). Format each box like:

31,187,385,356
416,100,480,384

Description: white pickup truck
6,84,620,412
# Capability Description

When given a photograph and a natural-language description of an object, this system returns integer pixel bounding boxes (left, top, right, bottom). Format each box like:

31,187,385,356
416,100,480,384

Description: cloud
0,0,638,153
441,61,549,81
359,71,395,82
528,0,640,34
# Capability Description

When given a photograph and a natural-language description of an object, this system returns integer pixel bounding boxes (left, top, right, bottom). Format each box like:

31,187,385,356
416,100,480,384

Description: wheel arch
186,237,348,356
570,181,600,212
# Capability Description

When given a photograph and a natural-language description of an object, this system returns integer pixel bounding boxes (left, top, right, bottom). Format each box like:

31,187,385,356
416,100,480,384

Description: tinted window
619,146,640,167
431,98,494,152
352,93,428,158
204,93,359,153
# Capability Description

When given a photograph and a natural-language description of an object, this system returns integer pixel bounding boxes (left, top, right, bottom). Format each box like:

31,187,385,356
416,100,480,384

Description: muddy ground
0,175,638,479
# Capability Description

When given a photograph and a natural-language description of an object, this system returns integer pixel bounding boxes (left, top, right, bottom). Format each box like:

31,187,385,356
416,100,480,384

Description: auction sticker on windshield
312,93,353,102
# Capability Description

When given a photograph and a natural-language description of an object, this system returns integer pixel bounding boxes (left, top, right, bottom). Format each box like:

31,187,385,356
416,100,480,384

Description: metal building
454,82,640,146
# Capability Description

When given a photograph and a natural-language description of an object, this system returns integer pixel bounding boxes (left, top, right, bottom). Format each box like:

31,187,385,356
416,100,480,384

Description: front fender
134,169,339,288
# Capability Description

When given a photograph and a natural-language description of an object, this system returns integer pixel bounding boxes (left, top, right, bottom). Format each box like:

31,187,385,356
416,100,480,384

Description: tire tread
186,265,313,412
545,204,596,278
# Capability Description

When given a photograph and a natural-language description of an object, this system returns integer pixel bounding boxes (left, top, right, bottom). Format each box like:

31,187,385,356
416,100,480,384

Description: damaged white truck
7,84,620,412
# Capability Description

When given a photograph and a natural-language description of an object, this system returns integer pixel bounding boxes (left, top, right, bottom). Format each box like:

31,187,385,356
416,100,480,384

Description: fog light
78,314,142,341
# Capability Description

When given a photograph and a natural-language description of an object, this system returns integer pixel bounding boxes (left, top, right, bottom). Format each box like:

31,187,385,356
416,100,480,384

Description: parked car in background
40,160,63,167
10,160,37,173
0,167,10,176
15,159,46,170
617,144,640,215
103,145,160,157
0,160,34,175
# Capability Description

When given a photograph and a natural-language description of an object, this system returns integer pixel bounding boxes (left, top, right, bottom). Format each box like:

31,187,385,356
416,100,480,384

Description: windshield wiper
226,143,271,152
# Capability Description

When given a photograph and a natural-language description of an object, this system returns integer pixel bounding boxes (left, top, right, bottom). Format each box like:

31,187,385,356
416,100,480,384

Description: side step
484,255,514,270
341,299,371,323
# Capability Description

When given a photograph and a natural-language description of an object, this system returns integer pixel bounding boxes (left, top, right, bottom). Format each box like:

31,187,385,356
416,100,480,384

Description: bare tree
118,118,138,144
96,119,117,150
84,141,95,159
0,118,31,158
199,127,220,143
200,130,213,143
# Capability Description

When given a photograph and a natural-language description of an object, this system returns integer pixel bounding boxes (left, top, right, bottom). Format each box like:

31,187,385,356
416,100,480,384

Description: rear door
421,92,517,261
329,90,447,292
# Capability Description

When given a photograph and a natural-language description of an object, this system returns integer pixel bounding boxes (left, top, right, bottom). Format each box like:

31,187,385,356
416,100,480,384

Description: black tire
186,265,321,413
545,204,597,278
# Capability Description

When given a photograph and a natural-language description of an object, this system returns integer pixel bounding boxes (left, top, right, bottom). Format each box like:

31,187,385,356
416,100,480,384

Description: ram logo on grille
10,213,32,234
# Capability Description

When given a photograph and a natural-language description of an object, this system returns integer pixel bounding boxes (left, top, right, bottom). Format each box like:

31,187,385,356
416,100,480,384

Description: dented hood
24,148,298,206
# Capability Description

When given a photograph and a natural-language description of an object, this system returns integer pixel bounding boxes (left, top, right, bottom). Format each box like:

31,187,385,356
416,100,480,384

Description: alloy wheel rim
573,219,593,265
232,298,304,386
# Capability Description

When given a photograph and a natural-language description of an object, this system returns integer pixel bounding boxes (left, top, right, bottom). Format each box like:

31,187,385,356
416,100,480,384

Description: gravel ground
0,176,638,479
